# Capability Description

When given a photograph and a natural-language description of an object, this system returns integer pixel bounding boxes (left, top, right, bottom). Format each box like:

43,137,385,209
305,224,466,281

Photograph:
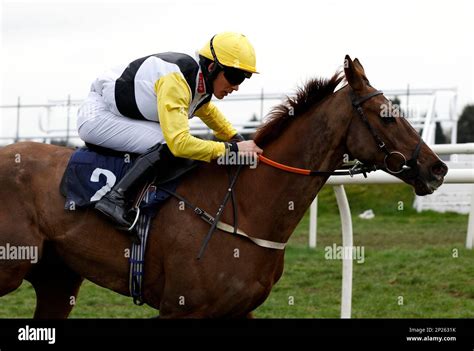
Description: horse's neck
239,90,352,244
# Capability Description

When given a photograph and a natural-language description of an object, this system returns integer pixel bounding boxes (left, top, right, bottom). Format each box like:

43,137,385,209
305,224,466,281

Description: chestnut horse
0,56,447,318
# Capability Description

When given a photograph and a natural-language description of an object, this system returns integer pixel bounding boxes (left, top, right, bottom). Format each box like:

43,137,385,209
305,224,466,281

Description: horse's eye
380,115,396,124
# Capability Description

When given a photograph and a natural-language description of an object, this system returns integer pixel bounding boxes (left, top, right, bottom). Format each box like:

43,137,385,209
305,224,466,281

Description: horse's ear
353,58,365,73
344,55,364,92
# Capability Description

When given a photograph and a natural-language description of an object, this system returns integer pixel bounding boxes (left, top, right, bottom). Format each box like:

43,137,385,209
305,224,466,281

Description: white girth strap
215,221,287,250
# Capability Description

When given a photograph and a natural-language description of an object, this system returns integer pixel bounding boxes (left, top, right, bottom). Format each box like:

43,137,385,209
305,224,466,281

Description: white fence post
467,185,474,249
309,196,318,248
333,185,353,319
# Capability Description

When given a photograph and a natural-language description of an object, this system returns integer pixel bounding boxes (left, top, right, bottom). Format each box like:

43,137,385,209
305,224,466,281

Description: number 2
89,168,117,202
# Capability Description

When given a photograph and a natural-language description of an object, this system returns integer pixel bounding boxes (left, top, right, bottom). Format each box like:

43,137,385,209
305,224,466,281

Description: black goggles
223,67,252,86
209,35,252,86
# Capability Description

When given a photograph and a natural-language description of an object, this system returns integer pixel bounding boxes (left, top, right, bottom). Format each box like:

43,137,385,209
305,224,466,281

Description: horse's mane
254,71,344,146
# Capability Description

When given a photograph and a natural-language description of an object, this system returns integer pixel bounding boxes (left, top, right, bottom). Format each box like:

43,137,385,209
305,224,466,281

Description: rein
258,155,376,177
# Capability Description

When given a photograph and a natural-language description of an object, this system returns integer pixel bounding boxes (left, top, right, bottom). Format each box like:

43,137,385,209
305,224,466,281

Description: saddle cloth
60,146,197,213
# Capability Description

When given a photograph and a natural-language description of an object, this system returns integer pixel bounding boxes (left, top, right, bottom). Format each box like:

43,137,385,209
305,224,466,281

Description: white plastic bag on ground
358,209,375,219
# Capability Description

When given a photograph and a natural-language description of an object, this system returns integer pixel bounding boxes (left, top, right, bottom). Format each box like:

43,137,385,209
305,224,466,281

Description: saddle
60,143,199,212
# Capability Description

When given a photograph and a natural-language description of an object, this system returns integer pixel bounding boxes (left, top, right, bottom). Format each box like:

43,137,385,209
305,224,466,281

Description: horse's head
343,55,448,195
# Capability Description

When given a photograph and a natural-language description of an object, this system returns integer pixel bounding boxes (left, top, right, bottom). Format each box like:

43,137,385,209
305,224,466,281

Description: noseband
351,90,423,178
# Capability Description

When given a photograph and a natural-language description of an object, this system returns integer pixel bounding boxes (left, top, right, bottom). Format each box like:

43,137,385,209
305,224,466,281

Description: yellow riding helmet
199,32,258,74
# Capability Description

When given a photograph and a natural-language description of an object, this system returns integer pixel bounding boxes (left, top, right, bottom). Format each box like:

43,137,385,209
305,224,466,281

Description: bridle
259,88,424,179
351,89,423,178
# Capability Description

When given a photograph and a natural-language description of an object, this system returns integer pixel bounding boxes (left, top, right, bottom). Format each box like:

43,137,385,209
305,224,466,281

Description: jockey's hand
237,140,263,159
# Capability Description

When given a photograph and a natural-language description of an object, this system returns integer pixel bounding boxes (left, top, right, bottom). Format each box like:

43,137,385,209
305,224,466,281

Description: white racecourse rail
308,143,474,318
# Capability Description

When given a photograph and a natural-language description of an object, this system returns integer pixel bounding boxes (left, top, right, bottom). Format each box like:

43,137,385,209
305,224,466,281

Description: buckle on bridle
348,160,363,177
194,207,215,225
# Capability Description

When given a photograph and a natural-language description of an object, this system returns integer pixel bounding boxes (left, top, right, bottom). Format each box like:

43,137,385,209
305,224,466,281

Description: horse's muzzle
414,161,448,195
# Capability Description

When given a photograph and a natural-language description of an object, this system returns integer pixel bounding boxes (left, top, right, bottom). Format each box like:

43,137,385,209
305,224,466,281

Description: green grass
255,245,474,318
1,184,472,318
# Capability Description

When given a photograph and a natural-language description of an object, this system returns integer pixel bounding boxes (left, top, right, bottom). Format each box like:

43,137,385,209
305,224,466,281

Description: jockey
76,32,263,228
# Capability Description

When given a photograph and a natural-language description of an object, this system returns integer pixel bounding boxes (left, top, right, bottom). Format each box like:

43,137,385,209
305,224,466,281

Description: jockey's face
209,63,240,99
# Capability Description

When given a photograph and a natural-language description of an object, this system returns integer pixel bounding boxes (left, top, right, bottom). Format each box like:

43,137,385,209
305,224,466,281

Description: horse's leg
26,244,84,319
0,262,32,297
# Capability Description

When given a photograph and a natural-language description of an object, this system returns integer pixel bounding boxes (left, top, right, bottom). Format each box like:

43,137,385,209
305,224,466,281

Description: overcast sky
1,0,473,138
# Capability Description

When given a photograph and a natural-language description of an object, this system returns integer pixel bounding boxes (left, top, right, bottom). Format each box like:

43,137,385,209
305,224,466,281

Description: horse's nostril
431,162,448,177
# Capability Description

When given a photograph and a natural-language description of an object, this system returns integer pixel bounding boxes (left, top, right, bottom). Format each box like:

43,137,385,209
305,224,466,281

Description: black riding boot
94,144,167,228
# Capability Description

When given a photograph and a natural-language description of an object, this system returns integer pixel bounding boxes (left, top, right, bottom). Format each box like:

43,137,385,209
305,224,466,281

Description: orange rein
258,154,311,176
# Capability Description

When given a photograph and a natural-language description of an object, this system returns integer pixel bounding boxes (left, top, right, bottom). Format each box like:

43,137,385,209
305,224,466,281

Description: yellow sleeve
195,102,237,141
155,73,225,162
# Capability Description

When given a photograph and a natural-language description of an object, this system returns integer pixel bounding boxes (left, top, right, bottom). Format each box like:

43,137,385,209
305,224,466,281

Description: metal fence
0,87,458,147
0,92,277,146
